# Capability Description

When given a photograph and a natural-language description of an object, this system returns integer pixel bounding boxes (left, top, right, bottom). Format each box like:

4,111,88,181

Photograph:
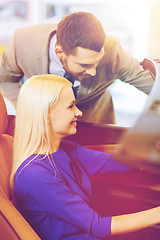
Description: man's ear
55,44,64,60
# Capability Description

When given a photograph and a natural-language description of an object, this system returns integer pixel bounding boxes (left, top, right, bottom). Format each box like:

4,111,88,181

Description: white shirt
49,34,80,90
49,34,66,77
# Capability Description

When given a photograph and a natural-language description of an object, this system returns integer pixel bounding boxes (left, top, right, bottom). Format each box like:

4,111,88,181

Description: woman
11,74,160,240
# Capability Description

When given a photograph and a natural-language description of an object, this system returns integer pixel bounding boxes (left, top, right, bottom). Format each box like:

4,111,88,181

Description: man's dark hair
56,12,106,55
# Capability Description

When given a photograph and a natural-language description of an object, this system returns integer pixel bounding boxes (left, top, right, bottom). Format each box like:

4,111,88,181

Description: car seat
0,92,41,240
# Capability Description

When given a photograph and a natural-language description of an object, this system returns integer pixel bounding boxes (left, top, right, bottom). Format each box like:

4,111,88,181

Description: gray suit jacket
0,24,154,123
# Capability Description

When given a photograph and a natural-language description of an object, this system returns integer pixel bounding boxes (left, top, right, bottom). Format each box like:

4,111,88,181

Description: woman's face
49,86,82,139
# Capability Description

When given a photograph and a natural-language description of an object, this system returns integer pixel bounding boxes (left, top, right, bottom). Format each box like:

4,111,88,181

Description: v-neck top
14,140,131,240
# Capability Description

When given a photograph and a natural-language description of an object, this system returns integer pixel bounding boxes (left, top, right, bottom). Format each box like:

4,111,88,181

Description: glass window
0,0,28,22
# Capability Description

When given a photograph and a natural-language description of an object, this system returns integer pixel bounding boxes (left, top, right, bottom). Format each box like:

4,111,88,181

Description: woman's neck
35,138,61,155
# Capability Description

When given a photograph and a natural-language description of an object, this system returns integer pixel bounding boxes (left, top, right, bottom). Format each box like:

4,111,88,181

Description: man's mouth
78,74,91,81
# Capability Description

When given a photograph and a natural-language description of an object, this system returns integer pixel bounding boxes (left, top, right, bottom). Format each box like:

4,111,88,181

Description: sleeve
15,167,112,238
0,30,23,106
115,46,154,94
73,144,132,176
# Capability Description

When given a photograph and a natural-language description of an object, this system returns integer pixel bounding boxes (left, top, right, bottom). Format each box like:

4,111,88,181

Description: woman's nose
75,106,83,117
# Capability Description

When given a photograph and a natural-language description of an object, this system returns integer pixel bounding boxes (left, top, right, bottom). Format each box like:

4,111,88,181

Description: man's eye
81,64,93,69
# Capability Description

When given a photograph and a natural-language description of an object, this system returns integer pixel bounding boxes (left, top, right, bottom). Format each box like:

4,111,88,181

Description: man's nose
85,67,96,76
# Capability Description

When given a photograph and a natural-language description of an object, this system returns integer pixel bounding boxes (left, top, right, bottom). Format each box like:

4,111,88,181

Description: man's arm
0,81,22,107
115,46,155,94
0,30,24,106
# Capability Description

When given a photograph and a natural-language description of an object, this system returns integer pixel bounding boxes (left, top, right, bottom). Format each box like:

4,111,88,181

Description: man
0,12,154,124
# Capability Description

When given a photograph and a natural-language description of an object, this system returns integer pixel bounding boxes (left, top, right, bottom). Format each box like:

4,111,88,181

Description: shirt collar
49,34,66,77
49,34,80,90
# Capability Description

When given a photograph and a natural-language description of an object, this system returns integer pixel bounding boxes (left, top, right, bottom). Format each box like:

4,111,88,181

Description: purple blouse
14,141,131,240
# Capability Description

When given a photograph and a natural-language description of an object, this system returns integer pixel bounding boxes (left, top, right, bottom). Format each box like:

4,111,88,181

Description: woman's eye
69,105,74,109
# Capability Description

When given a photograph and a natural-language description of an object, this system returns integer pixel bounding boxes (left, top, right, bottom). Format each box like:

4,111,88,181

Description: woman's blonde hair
10,74,72,187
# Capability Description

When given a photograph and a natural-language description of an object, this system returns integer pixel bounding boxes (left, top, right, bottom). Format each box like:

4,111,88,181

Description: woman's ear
48,116,51,127
48,108,51,127
55,44,64,60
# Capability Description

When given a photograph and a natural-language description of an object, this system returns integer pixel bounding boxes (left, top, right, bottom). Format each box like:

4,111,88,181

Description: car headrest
0,92,8,136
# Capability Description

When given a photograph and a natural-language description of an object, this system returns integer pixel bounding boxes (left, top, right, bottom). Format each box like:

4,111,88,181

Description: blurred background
0,0,159,127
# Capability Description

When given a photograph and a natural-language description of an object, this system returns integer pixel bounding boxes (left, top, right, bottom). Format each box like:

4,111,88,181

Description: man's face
57,46,104,81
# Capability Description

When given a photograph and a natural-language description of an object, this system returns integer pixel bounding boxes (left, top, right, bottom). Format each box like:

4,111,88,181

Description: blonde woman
11,74,160,240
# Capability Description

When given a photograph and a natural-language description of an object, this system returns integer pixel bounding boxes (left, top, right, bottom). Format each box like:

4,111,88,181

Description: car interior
0,58,160,239
0,92,40,239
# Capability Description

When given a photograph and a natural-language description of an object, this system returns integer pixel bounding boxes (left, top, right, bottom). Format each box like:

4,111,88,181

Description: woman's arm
111,206,160,235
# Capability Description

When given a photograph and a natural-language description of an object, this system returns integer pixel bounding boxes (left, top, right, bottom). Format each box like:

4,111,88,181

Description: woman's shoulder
15,154,50,180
